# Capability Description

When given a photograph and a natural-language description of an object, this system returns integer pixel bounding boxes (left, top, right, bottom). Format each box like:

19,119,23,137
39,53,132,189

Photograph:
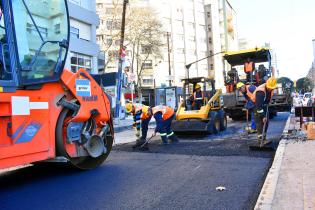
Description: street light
185,51,225,80
185,51,225,95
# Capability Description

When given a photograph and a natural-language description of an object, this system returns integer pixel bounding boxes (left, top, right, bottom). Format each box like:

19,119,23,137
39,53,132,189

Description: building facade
66,0,100,74
96,0,209,88
205,0,238,88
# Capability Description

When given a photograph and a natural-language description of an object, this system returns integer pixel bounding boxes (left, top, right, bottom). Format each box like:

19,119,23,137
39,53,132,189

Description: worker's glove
135,130,140,137
263,117,267,124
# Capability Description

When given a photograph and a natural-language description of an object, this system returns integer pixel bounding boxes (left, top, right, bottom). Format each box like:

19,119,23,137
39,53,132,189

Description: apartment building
205,0,238,88
65,0,100,74
96,0,209,88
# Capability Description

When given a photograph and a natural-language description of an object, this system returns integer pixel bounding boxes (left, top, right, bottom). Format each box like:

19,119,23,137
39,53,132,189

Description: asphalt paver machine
222,48,291,120
0,0,113,170
171,77,227,134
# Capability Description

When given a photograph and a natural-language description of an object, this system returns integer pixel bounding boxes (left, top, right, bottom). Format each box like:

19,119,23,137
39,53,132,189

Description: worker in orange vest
126,103,152,150
244,58,255,83
236,82,257,133
252,77,277,144
149,105,178,144
192,84,204,110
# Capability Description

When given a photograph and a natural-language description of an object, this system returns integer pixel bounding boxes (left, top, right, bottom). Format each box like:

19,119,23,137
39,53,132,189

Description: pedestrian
125,103,152,150
149,105,179,144
192,84,204,110
253,77,277,144
244,58,255,84
236,82,257,133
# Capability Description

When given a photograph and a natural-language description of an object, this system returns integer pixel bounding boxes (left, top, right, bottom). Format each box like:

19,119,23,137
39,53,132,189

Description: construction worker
126,103,152,150
236,82,257,133
244,58,255,83
193,84,204,110
150,105,178,144
253,77,277,144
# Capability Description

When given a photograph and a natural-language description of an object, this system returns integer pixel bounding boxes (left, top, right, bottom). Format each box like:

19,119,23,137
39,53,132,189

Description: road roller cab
0,0,113,170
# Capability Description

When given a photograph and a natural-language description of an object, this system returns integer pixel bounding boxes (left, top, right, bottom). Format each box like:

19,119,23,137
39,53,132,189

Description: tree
296,77,313,94
124,6,163,93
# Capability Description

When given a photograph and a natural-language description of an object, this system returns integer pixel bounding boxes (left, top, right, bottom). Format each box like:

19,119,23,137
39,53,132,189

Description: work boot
169,135,179,143
249,129,257,134
161,136,168,145
132,137,145,149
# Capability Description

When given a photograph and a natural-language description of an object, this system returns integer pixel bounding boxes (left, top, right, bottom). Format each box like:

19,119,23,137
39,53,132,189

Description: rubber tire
56,109,113,170
207,111,219,134
218,109,227,131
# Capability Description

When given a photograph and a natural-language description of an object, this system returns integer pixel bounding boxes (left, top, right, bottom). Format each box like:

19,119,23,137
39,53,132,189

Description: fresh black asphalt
0,112,289,210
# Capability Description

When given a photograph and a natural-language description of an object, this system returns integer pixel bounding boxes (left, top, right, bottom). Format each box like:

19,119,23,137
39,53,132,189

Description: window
12,0,69,85
142,60,153,69
54,24,61,34
70,26,79,38
70,52,92,72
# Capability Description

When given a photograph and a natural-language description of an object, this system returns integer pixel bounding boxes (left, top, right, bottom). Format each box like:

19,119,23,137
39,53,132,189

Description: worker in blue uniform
126,103,152,150
149,105,179,145
236,82,257,133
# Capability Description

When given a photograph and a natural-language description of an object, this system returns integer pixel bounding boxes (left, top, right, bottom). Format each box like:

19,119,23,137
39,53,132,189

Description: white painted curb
254,116,292,210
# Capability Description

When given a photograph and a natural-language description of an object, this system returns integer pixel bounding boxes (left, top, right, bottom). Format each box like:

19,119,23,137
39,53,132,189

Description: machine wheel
207,111,220,134
56,109,113,170
218,109,227,131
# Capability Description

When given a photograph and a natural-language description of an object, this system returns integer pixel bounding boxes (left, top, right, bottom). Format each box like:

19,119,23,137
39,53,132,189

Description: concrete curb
254,116,292,210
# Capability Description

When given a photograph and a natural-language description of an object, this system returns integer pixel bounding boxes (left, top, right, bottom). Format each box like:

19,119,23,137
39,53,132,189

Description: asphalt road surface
0,112,289,210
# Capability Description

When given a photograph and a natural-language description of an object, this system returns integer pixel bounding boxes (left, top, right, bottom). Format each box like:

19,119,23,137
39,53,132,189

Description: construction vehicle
0,0,113,170
171,77,227,134
222,48,291,120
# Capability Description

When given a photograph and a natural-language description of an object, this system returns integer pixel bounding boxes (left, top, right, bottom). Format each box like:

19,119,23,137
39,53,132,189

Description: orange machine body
0,69,112,169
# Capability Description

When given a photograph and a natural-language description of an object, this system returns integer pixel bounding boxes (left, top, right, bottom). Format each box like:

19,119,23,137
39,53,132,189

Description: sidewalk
114,115,156,133
255,115,315,210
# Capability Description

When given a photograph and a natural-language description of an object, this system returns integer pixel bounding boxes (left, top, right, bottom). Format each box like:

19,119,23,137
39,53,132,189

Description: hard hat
266,77,277,89
125,103,133,113
142,106,149,115
195,84,201,90
236,82,245,89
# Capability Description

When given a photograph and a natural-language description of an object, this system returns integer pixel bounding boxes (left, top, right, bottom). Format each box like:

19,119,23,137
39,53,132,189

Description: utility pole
115,0,128,119
167,32,172,87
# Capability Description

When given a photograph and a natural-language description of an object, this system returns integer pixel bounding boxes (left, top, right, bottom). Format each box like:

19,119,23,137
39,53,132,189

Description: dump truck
171,77,227,134
222,48,291,120
0,0,113,170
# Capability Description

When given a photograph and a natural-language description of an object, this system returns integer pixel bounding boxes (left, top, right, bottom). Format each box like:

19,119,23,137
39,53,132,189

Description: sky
228,0,315,80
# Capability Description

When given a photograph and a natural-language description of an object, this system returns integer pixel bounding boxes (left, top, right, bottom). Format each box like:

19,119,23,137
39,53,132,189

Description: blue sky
229,0,315,80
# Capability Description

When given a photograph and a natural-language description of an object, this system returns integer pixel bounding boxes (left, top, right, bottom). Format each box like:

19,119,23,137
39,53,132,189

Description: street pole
115,0,128,119
167,32,172,87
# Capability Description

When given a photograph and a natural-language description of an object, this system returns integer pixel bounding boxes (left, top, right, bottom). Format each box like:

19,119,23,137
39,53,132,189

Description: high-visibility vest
245,85,256,102
141,105,151,120
244,61,254,73
152,105,174,120
193,91,204,101
134,104,150,120
253,83,274,103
